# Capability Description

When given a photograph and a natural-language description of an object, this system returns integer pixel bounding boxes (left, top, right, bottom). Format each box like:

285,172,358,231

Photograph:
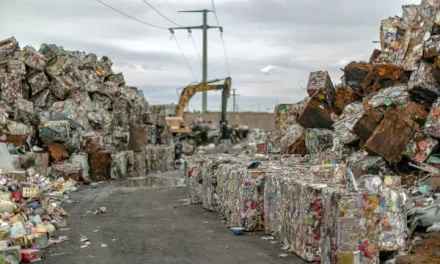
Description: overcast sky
0,0,419,112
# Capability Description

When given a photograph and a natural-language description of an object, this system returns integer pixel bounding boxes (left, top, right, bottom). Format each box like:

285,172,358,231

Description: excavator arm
166,77,232,137
175,77,232,118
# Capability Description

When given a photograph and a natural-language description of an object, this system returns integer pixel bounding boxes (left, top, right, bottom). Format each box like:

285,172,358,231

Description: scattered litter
94,207,106,214
261,236,275,240
278,253,289,258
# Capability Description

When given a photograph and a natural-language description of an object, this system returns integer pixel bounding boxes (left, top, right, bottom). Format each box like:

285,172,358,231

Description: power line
172,35,197,81
190,33,202,64
211,0,221,26
97,0,166,30
142,0,181,26
221,36,231,76
211,1,231,76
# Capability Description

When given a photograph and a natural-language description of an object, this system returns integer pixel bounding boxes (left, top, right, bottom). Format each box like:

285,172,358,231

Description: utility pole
231,88,241,112
169,9,222,113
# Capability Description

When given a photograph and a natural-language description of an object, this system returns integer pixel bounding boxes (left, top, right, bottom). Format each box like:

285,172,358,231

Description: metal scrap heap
185,1,440,263
0,39,175,261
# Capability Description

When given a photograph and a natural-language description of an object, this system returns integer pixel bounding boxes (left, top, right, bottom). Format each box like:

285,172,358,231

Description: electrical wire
172,35,197,81
97,0,166,30
211,0,221,26
212,0,231,76
190,34,202,64
221,36,231,76
142,0,181,26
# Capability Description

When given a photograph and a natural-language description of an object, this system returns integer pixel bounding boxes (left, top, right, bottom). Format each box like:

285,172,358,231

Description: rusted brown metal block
0,133,26,147
285,135,307,156
46,142,69,162
362,64,408,96
364,112,419,164
334,86,361,115
344,62,373,93
399,101,429,126
353,107,385,143
128,125,148,152
298,98,334,130
433,56,440,84
369,49,382,64
90,152,111,181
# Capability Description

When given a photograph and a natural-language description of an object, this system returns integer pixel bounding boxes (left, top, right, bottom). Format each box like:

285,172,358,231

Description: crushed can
21,249,42,262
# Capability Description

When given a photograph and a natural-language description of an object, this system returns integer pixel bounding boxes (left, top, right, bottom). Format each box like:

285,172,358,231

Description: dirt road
41,176,306,264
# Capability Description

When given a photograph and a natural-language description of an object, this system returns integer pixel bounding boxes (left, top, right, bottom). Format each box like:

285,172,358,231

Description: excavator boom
167,77,232,134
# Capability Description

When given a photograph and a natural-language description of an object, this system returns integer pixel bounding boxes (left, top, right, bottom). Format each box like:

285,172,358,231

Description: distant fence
184,112,275,131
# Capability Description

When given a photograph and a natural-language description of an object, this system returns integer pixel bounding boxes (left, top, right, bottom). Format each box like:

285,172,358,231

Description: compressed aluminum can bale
96,56,113,77
400,5,419,30
279,124,306,154
6,120,32,136
14,98,34,119
333,102,363,145
81,53,98,69
265,132,281,154
19,46,48,71
112,127,129,151
274,100,308,134
375,17,402,65
398,1,438,71
50,75,75,99
362,84,409,109
70,153,90,178
133,151,147,177
306,71,336,108
39,44,65,62
27,71,49,95
0,37,20,64
404,131,438,163
110,151,128,180
201,161,220,211
408,61,440,105
304,128,333,154
298,98,334,130
126,150,134,178
92,93,111,110
347,151,390,178
39,120,70,142
106,73,125,86
185,159,204,204
424,35,440,59
424,98,440,138
45,55,72,77
365,112,419,164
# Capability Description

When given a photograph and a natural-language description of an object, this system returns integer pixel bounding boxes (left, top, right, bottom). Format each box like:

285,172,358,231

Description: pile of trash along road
184,1,440,264
0,37,176,262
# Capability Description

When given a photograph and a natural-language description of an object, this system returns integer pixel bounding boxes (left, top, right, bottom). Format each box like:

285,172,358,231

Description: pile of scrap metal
0,37,177,261
185,1,440,263
0,37,176,180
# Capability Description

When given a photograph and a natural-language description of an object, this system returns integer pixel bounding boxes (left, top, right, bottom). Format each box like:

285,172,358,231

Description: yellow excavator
166,77,232,141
